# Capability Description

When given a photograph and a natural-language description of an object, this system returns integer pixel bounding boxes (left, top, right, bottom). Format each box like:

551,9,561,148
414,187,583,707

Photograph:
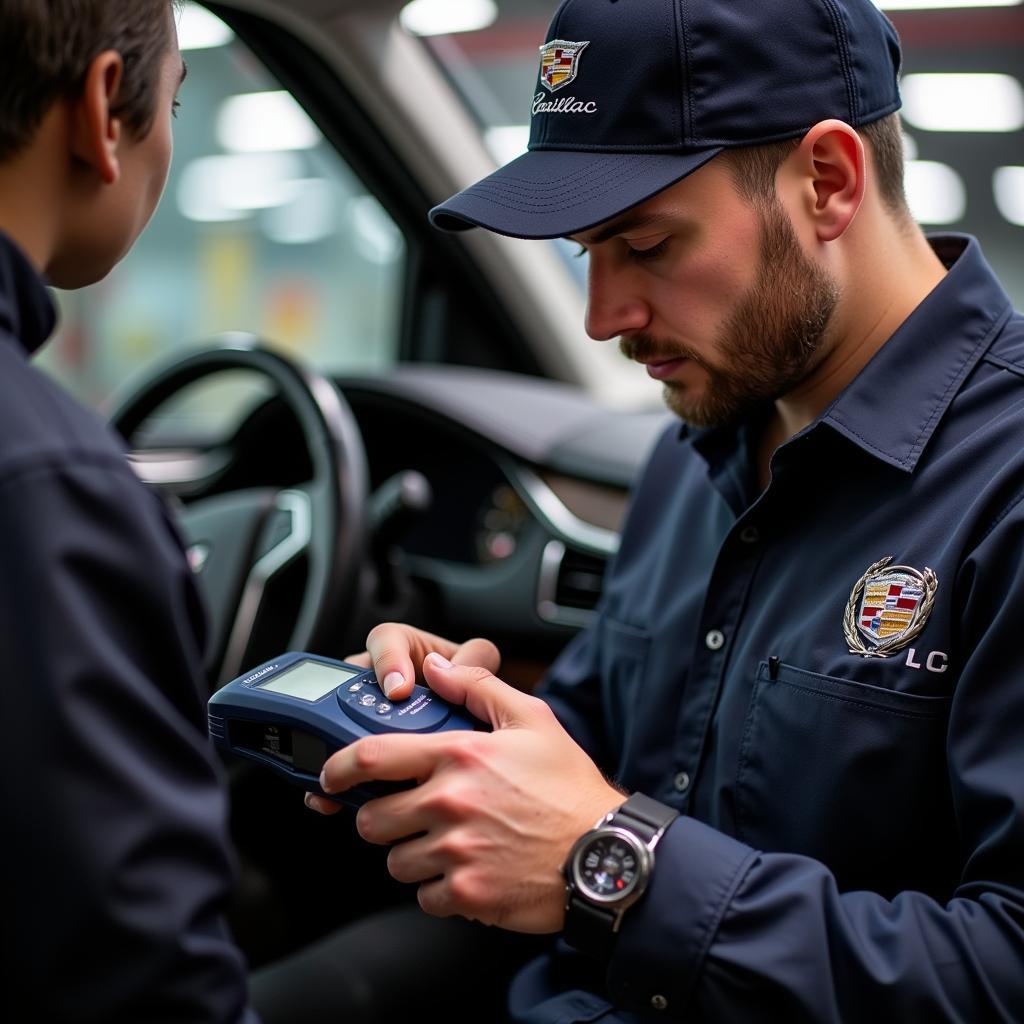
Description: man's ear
787,119,866,243
70,51,124,186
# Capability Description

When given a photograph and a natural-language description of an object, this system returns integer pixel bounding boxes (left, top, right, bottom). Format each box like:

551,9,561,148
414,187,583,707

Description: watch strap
614,792,679,843
563,895,620,958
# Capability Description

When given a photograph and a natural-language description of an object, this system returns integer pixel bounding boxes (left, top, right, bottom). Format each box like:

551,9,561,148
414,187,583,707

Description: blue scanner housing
208,651,484,806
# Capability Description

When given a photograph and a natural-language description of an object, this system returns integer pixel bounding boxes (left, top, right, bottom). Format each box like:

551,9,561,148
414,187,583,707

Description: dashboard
338,367,670,650
128,360,673,684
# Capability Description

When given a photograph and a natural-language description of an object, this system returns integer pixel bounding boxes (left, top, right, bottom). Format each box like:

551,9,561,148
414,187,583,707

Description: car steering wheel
109,336,368,688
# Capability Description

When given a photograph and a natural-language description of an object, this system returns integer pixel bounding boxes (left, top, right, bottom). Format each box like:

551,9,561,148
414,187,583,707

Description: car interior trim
537,539,598,628
508,462,619,556
221,488,312,684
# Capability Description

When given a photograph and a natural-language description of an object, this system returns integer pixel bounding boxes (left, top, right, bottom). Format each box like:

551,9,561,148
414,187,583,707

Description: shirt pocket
516,992,642,1024
734,661,957,898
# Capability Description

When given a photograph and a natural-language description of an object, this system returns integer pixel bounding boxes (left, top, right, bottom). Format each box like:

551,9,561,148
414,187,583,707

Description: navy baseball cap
429,0,902,240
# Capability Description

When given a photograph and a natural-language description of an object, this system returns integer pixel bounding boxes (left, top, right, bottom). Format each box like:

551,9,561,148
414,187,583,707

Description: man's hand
307,650,625,934
303,623,500,817
342,621,503,702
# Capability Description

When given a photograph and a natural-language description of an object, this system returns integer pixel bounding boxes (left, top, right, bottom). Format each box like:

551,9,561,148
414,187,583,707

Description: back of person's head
0,0,174,162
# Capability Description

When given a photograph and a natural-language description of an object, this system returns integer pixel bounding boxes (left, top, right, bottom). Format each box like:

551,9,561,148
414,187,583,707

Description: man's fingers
320,732,448,794
449,636,501,674
365,621,416,700
356,786,434,847
364,622,459,700
304,791,342,815
362,623,501,702
421,654,545,730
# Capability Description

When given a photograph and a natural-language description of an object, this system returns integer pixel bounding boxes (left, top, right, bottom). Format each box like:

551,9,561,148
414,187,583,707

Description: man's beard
621,199,841,428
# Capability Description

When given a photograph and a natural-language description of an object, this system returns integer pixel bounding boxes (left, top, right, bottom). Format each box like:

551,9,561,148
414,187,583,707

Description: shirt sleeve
605,502,1024,1023
0,455,257,1023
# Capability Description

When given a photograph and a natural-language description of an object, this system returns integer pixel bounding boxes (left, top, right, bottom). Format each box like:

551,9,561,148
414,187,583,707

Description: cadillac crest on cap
539,39,590,93
429,0,903,240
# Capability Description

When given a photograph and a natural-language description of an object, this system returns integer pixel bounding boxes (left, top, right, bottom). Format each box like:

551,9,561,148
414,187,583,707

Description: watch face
576,830,644,903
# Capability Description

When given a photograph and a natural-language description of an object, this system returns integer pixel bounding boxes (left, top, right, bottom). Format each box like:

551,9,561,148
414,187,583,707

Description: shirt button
705,629,725,651
651,995,669,1012
674,771,691,793
739,525,760,544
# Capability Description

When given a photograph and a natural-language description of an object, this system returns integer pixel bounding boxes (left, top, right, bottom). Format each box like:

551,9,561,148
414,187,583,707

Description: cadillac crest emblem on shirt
844,556,938,658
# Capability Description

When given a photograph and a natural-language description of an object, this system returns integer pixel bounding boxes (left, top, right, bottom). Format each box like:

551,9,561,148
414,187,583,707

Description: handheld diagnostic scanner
208,652,486,806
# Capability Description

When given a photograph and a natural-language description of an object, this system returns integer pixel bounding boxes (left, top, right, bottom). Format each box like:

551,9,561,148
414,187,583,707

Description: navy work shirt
0,232,255,1022
513,236,1024,1022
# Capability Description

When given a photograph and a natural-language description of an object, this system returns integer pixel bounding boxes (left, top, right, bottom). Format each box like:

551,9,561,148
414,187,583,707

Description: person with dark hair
0,2,256,1019
308,0,1024,1020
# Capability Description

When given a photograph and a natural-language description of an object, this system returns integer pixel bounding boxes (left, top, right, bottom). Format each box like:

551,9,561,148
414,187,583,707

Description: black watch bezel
565,824,653,908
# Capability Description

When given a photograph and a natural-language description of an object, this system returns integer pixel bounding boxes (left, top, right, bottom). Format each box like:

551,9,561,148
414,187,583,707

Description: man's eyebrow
179,59,189,86
572,211,674,247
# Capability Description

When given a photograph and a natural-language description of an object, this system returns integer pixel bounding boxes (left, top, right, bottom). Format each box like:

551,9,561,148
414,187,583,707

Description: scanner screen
257,660,360,702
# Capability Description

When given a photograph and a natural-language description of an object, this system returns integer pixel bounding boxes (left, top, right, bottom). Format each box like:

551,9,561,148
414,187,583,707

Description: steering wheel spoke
219,488,314,683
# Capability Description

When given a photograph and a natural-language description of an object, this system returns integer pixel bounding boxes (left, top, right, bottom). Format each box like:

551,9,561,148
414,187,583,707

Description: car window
39,2,406,410
412,0,1024,306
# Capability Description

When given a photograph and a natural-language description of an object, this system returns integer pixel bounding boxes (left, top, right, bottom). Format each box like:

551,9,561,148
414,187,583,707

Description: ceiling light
905,161,967,224
176,2,234,50
217,92,321,153
400,0,498,37
993,166,1024,226
875,0,1021,9
901,74,1024,132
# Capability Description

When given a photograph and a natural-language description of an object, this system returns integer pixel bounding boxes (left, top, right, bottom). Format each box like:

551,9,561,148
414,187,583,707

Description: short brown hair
722,113,910,222
0,0,174,161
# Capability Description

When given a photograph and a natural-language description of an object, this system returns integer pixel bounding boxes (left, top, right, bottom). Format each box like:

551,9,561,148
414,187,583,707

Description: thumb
422,652,541,730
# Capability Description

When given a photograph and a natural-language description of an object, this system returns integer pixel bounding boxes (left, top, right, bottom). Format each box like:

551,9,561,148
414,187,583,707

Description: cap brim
429,147,722,240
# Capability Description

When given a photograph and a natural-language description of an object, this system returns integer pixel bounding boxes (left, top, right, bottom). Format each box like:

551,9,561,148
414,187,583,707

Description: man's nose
584,261,650,342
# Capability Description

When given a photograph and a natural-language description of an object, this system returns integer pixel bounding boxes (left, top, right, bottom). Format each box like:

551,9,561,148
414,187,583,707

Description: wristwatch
562,792,679,959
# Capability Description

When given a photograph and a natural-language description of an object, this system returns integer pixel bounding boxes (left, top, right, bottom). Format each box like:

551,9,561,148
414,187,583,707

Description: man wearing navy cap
310,0,1024,1019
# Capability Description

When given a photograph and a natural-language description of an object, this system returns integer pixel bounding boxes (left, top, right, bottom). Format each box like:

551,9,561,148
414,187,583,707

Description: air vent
538,540,606,626
556,547,606,609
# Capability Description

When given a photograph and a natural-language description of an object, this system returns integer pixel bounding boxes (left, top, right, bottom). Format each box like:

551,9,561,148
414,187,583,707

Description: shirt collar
682,235,1014,475
0,230,57,356
820,234,1014,472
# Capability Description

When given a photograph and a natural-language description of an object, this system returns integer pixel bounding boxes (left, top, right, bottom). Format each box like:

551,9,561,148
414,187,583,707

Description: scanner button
348,682,363,692
338,682,451,734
